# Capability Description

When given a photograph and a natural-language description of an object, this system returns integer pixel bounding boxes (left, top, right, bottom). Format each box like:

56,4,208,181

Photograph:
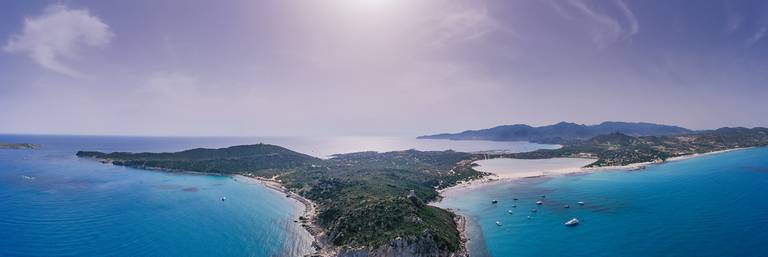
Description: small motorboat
495,221,503,226
511,204,517,208
513,198,519,201
492,200,498,204
563,204,570,208
540,195,546,198
565,218,580,226
531,208,538,213
507,210,513,214
221,197,227,201
577,201,585,205
535,200,543,205
527,215,532,219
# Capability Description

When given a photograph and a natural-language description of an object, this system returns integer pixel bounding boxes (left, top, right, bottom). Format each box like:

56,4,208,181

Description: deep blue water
0,134,550,257
0,135,316,257
437,147,768,257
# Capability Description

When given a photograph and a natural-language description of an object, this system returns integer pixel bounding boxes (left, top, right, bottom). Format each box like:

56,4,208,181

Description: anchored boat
565,218,580,226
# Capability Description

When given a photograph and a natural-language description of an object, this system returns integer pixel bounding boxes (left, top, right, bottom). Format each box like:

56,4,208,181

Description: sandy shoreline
439,148,749,197
235,175,336,257
432,147,751,257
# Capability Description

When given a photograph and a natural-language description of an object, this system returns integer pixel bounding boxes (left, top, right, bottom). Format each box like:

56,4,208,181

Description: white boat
221,197,227,201
492,200,498,204
577,201,585,205
507,210,513,214
563,204,570,208
531,208,537,213
565,218,580,226
495,221,502,226
535,200,543,205
511,204,517,208
527,216,532,219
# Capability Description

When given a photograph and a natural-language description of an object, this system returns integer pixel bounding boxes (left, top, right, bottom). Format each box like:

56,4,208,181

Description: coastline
235,175,336,257
81,159,332,256
86,157,473,257
439,147,749,196
432,147,752,257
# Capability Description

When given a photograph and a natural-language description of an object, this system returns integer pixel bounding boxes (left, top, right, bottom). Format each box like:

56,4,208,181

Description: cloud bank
3,4,113,77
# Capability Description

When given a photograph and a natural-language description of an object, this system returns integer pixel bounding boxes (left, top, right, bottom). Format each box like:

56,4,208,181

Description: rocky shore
235,175,339,257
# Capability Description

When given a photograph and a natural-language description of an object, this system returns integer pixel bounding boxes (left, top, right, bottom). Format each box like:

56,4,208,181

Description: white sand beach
474,158,596,179
438,148,752,197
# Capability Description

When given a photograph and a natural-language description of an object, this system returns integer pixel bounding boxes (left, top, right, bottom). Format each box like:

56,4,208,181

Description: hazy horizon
2,0,767,137
0,120,760,138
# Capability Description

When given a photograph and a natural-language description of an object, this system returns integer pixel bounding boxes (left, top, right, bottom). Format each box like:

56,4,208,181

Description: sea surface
0,134,551,257
437,147,768,257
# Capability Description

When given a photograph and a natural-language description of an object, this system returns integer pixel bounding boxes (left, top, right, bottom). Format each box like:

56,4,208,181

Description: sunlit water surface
0,134,551,256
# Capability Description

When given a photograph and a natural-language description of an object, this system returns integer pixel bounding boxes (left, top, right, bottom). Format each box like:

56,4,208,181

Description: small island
0,143,41,150
76,124,768,257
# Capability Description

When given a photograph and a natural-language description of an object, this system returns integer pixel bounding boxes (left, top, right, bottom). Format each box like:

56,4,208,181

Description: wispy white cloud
566,0,622,47
725,10,743,33
552,0,639,47
430,5,496,47
616,0,638,39
3,4,113,77
746,27,767,46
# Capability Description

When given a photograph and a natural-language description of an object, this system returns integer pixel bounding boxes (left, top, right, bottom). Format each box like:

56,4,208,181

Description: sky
1,0,767,136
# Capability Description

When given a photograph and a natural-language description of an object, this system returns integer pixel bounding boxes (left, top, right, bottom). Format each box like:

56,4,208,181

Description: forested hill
505,127,768,167
77,144,485,256
76,144,322,176
418,121,692,143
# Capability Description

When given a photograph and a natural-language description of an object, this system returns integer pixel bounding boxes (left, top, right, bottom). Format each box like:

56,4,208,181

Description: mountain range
418,121,693,143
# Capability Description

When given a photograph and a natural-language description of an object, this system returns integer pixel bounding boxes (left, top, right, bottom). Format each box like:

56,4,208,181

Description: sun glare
338,0,403,14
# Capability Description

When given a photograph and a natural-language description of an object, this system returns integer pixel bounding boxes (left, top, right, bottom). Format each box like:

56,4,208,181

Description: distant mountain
418,121,693,143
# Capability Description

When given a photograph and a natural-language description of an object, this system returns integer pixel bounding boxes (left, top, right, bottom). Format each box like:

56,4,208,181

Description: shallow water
437,147,768,257
0,134,549,256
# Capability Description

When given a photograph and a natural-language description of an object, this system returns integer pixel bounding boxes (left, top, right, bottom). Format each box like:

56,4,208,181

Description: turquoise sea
437,147,768,257
0,135,549,257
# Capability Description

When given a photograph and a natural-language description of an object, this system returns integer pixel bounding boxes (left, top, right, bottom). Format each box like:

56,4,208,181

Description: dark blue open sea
0,134,551,257
437,147,768,257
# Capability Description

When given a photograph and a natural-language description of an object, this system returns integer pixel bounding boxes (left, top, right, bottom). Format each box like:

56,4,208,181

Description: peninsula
499,127,768,167
76,124,768,256
77,145,484,256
